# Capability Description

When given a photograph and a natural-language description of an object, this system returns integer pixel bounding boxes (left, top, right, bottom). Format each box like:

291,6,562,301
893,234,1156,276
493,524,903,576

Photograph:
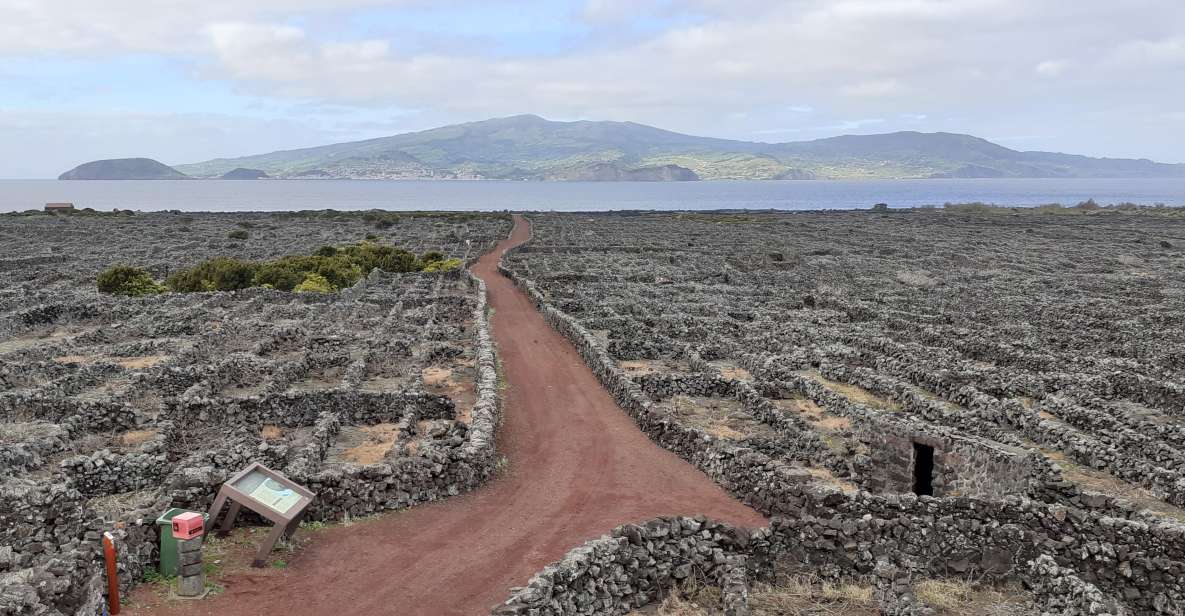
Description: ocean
2,178,1184,213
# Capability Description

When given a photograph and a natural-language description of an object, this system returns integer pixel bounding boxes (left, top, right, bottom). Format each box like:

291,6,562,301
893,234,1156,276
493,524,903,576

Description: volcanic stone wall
492,514,1141,616
492,517,755,616
498,223,1185,615
0,212,511,616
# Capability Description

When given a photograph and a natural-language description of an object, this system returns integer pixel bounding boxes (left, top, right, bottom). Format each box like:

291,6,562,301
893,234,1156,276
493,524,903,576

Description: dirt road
129,214,764,616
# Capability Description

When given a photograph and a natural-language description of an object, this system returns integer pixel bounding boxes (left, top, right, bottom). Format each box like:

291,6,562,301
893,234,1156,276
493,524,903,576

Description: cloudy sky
2,0,1183,177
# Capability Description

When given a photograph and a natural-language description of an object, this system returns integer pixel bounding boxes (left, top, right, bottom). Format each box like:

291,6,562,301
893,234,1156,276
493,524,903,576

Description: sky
2,0,1183,178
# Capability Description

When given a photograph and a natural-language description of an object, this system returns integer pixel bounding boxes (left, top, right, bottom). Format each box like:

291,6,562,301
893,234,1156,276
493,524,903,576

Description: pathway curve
130,214,765,616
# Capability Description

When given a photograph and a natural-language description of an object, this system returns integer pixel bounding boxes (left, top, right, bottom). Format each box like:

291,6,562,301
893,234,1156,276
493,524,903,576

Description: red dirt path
127,214,765,616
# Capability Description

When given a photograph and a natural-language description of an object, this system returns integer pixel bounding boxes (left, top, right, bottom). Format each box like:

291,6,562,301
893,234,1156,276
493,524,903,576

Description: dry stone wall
499,212,1185,616
0,212,511,616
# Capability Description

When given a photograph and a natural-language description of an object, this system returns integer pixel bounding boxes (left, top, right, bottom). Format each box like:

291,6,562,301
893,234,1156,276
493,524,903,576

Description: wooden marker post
102,532,121,615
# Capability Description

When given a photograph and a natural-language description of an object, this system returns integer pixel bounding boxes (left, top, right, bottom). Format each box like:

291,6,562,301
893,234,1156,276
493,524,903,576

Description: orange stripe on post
103,532,121,615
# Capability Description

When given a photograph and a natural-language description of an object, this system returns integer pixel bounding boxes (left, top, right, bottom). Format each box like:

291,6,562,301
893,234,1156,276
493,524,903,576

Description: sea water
2,178,1184,213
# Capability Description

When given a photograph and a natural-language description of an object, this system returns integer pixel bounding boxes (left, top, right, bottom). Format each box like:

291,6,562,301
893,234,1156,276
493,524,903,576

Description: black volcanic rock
220,168,270,180
59,158,188,180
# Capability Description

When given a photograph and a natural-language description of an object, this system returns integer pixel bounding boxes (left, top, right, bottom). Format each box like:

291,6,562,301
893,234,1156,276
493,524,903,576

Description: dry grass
422,362,476,424
422,366,453,386
914,580,1031,616
117,429,158,447
706,424,747,440
662,395,778,441
747,575,877,616
773,398,853,431
1,326,93,354
804,467,859,493
116,355,168,369
626,580,722,616
336,423,399,465
1042,448,1185,523
803,372,903,413
51,353,167,369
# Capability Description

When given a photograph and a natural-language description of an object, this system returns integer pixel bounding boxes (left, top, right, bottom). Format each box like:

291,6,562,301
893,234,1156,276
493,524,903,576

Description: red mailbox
171,512,205,541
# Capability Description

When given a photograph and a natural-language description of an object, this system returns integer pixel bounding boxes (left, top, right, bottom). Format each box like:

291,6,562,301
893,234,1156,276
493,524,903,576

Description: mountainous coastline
64,115,1185,181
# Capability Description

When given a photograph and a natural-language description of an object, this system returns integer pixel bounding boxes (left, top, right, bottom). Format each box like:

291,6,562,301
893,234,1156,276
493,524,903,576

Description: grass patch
747,574,877,615
914,579,1031,615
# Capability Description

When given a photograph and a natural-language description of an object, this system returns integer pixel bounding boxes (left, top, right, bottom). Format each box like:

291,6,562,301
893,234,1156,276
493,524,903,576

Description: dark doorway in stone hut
912,442,935,496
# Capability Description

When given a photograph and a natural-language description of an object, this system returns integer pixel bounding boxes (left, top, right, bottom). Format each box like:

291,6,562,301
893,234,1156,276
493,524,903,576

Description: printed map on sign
248,478,301,514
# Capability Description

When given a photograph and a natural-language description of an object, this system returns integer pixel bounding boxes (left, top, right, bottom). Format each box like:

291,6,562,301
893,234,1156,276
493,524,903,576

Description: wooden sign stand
205,462,316,567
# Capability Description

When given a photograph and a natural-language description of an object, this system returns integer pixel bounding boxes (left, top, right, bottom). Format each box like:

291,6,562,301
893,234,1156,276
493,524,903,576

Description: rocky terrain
0,210,511,615
494,208,1185,615
6,205,1185,616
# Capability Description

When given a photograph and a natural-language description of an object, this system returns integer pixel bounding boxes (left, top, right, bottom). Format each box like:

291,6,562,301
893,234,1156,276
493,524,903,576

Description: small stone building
858,422,1040,500
45,202,76,212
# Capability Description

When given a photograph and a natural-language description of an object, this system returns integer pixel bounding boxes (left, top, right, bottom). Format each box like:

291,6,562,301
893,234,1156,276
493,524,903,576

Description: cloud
581,0,665,24
1106,37,1185,68
0,0,411,53
0,108,382,178
1034,59,1070,77
3,0,1185,171
842,80,906,98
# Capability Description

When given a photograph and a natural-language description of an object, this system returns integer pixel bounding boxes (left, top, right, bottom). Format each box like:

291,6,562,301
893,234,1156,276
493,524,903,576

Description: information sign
206,462,315,567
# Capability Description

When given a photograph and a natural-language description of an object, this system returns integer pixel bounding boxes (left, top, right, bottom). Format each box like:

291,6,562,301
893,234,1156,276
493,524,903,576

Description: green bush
228,230,249,240
253,255,362,291
96,266,165,297
340,242,419,273
294,273,334,293
141,239,458,296
166,257,258,292
422,258,463,273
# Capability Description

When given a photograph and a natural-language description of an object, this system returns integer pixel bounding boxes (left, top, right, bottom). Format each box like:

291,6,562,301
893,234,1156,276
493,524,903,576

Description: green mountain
60,158,189,180
162,114,1185,180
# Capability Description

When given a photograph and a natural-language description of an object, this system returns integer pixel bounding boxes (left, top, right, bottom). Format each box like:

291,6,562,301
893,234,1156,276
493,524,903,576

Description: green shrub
138,238,458,296
294,273,334,293
96,266,165,297
228,230,249,240
167,257,258,292
421,258,462,273
253,255,362,291
341,242,419,273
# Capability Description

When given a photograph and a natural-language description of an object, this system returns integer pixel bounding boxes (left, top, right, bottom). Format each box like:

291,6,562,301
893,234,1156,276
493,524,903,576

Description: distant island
61,115,1185,181
59,157,190,180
